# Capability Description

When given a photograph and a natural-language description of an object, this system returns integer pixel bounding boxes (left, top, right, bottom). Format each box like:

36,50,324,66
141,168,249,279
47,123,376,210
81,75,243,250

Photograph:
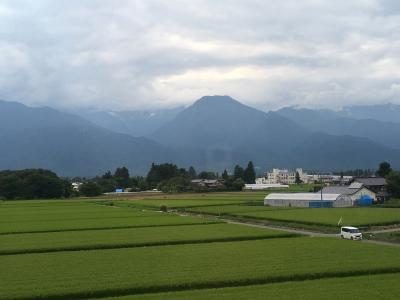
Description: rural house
321,182,376,205
353,177,388,202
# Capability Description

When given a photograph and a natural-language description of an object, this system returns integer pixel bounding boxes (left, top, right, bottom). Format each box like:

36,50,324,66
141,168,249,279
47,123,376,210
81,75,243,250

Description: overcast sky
1,0,400,111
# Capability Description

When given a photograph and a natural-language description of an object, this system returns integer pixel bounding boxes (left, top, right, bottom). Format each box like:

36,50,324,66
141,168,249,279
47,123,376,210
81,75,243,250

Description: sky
1,0,400,111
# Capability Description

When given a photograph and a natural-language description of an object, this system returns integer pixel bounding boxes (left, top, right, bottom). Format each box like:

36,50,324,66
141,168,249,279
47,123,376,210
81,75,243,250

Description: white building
259,168,308,185
244,183,289,190
321,182,376,204
307,174,353,185
264,193,353,208
258,168,354,186
71,182,82,191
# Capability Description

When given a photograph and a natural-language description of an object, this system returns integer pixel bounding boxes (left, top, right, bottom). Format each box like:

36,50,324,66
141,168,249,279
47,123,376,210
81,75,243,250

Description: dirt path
226,219,400,247
224,220,339,238
367,227,400,234
176,211,400,247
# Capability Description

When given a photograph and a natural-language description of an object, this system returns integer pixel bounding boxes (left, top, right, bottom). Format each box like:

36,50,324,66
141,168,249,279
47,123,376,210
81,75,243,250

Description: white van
341,226,362,240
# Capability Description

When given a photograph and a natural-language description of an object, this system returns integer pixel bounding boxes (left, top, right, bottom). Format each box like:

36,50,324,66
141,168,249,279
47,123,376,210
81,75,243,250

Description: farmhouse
353,177,388,202
321,182,376,205
191,179,225,189
264,193,353,208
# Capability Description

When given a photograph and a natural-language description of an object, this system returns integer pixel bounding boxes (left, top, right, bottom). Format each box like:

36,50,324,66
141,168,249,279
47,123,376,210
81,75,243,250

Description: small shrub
160,204,168,212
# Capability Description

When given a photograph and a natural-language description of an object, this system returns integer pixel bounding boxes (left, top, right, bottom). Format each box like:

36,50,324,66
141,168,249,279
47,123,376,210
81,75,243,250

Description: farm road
175,211,400,247
225,220,338,238
225,219,400,247
368,227,400,234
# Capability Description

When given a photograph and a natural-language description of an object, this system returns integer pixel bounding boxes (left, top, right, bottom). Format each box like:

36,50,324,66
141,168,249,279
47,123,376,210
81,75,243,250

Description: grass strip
100,273,400,300
2,237,400,299
0,221,222,236
0,233,301,256
235,208,400,228
214,212,400,230
8,267,400,300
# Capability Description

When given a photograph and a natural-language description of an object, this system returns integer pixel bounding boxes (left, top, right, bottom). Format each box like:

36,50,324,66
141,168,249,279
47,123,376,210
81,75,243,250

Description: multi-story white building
257,168,354,185
306,174,353,185
257,168,308,185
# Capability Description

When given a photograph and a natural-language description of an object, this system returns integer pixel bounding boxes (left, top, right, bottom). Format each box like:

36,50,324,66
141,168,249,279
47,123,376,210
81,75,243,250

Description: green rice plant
0,215,218,235
235,207,400,227
0,202,145,225
186,205,297,215
366,230,400,243
101,273,400,300
1,237,400,299
119,199,255,209
0,223,297,255
0,200,221,235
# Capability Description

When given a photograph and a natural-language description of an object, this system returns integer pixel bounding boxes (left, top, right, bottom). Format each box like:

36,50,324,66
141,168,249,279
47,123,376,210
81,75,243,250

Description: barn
264,193,353,208
321,182,376,206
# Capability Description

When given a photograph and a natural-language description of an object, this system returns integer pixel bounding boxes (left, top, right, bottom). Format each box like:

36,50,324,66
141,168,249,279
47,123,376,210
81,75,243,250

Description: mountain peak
192,95,242,107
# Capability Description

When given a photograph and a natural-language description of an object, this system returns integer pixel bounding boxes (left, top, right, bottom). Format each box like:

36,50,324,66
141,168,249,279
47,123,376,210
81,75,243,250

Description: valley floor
1,192,400,299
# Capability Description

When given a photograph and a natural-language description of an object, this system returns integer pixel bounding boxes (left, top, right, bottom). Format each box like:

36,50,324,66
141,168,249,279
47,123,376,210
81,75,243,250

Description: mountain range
1,97,399,176
75,107,184,137
0,100,175,176
276,106,400,149
150,96,400,171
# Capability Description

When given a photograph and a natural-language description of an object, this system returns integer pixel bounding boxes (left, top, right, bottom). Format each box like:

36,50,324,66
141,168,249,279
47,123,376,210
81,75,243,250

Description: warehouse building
244,183,289,190
354,177,388,202
321,182,376,205
264,193,353,208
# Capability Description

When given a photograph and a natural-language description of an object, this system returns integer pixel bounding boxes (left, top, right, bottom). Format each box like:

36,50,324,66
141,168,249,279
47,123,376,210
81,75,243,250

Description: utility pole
320,175,323,201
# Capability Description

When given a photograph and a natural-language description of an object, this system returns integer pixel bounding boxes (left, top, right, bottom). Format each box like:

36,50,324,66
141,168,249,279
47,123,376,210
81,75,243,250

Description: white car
341,226,362,240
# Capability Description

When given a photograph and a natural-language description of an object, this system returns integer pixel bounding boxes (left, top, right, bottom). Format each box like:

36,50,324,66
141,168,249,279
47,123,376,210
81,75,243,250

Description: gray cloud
0,0,400,111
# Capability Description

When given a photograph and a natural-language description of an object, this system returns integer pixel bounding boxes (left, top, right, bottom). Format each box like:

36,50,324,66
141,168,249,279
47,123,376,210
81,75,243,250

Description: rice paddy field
186,205,400,227
366,230,400,243
1,193,400,299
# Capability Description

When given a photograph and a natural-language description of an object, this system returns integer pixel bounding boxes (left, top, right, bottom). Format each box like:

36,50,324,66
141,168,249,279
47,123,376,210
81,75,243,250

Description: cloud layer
1,0,400,111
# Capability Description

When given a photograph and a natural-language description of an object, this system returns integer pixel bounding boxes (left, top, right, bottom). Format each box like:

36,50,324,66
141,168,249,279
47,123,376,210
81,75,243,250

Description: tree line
0,162,256,199
377,162,400,198
0,169,72,200
80,161,256,196
2,161,399,200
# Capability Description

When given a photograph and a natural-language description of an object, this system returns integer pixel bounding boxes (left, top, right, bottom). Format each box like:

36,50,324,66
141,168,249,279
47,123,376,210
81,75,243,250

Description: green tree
232,178,245,191
188,166,197,179
0,174,22,199
233,165,244,180
222,169,229,180
387,171,400,197
158,176,190,193
102,170,113,179
114,167,130,188
0,169,67,200
114,167,130,179
198,171,217,179
79,182,102,197
146,163,180,188
243,161,256,184
61,179,73,198
376,162,392,178
96,178,118,193
135,176,148,191
295,171,302,184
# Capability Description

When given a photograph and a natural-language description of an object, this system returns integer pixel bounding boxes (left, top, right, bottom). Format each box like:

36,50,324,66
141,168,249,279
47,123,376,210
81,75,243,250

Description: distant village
243,168,388,208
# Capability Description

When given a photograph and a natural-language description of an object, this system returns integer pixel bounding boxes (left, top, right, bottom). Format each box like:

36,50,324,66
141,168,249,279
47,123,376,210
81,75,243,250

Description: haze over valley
1,96,400,176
